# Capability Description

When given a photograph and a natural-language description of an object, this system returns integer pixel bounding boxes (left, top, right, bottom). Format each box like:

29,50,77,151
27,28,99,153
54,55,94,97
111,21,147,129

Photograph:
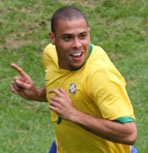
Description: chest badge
69,83,77,94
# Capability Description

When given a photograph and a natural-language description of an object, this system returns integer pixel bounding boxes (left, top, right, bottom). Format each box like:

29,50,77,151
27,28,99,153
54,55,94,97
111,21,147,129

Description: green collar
70,43,93,71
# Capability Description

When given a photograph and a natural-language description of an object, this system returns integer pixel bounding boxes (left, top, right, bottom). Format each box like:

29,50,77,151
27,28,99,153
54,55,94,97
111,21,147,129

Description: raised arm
10,63,47,102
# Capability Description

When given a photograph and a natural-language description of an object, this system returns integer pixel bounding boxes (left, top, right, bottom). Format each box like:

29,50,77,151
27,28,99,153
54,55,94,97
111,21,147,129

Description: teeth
71,53,82,56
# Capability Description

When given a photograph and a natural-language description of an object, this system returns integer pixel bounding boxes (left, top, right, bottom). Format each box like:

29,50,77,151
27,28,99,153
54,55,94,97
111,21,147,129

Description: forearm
48,88,137,144
32,86,47,102
70,110,137,145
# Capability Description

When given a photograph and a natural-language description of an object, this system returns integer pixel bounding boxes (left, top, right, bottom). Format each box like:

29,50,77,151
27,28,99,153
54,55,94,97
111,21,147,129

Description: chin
71,63,84,70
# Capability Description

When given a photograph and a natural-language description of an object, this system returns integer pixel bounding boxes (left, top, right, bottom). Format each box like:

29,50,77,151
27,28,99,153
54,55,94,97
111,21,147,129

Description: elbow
121,122,138,145
126,124,138,145
126,132,137,145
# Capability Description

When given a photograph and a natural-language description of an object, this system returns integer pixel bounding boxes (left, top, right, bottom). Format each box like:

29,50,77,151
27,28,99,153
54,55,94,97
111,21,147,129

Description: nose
72,38,82,48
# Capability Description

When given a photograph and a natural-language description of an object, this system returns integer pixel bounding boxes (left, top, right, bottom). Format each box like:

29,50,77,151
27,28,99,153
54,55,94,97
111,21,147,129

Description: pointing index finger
11,63,27,77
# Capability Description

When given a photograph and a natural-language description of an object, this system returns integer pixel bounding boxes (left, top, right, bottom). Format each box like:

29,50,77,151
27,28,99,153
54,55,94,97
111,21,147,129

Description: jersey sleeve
88,61,135,122
43,43,58,69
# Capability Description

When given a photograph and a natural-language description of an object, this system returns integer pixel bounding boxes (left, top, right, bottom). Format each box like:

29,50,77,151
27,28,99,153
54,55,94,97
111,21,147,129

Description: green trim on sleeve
115,116,135,123
57,116,62,124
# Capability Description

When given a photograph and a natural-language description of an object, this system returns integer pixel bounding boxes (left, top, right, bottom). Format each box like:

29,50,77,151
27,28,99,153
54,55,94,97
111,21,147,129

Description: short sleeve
88,61,135,121
43,43,58,69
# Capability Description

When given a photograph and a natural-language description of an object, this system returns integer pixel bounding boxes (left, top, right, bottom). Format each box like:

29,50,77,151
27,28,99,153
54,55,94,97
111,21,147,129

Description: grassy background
0,0,148,152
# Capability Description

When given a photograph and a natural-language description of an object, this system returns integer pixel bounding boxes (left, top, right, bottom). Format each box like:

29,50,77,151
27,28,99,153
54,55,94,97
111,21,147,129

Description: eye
63,35,72,41
80,33,87,39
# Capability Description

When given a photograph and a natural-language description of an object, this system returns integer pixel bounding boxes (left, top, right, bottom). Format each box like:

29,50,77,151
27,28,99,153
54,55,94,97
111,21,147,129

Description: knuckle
13,76,20,81
27,84,32,89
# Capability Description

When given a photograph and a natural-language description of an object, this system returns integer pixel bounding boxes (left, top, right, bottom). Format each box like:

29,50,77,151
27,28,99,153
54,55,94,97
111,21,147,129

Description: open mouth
70,52,83,57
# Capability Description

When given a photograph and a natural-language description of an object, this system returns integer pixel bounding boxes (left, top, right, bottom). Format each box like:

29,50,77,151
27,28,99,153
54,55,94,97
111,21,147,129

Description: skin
11,64,47,102
49,18,90,69
49,88,137,145
11,18,137,145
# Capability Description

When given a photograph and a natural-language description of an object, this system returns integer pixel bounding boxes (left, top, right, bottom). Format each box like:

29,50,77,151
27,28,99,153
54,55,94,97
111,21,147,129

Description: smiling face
49,18,90,70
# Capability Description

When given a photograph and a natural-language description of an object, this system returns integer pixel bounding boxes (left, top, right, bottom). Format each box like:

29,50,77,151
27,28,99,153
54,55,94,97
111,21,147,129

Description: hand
10,63,38,100
49,88,78,121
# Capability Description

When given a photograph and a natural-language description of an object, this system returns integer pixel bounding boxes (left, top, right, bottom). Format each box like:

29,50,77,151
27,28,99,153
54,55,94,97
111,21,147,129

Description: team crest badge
69,83,77,94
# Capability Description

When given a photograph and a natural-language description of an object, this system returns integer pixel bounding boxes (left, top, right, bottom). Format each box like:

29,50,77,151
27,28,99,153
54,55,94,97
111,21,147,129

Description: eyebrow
79,31,87,35
62,34,73,36
62,31,88,36
61,34,73,38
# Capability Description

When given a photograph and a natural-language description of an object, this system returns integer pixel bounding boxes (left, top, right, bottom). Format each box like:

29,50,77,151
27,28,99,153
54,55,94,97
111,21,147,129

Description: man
11,6,138,153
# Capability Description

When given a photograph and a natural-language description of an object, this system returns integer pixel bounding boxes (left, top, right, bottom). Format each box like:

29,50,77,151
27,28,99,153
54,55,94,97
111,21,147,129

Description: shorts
49,140,57,153
131,146,138,153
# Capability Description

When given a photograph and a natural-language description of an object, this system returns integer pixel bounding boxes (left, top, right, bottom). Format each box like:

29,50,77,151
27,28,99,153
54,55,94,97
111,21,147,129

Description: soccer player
11,6,138,153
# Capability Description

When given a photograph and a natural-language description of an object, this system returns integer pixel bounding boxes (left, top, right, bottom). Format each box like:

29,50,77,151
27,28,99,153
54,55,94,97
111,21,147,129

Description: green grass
0,0,148,152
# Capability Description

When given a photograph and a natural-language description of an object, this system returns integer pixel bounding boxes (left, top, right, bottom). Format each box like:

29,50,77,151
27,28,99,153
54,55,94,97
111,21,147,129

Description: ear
49,32,55,45
88,27,91,33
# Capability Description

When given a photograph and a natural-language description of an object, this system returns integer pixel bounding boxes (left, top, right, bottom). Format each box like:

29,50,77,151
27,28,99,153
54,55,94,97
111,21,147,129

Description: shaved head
51,6,88,34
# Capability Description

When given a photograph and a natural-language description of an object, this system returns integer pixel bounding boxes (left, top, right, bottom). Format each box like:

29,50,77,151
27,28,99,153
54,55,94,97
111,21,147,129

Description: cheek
60,43,72,53
56,43,70,57
81,36,90,45
82,40,90,49
59,40,71,48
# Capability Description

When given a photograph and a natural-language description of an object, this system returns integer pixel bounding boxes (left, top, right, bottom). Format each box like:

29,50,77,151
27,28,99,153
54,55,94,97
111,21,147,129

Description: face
49,18,90,70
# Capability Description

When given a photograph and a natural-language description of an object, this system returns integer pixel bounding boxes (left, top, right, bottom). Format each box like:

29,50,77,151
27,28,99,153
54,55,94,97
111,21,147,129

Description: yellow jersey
43,43,135,153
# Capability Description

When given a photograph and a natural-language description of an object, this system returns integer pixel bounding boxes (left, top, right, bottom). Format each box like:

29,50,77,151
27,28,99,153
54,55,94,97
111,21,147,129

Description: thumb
16,80,31,89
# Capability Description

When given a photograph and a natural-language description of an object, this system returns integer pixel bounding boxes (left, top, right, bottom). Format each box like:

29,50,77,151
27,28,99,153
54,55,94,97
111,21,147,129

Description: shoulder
43,43,58,68
83,44,125,86
43,43,57,60
85,44,113,74
91,44,110,60
86,44,113,70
